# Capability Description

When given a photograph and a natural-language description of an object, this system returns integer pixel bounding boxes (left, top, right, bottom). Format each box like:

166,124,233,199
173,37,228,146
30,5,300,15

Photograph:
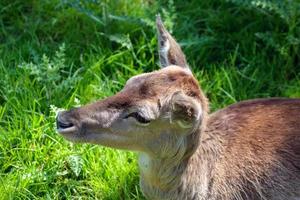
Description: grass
0,0,299,199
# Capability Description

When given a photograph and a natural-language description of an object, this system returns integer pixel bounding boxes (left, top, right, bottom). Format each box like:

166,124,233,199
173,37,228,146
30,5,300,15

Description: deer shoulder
199,98,300,199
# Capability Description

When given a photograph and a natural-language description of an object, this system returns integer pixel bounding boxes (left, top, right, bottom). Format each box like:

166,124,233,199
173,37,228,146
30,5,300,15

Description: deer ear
156,15,189,69
170,91,202,130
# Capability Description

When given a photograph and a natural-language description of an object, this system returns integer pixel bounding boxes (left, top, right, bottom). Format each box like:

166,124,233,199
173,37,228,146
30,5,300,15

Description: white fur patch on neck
139,153,151,174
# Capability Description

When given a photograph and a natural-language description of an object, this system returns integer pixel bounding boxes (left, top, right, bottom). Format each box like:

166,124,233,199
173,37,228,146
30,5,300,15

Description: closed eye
124,112,151,124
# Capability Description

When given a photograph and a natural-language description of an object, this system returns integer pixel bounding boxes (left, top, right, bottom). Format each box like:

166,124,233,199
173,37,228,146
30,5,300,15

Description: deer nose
56,111,74,130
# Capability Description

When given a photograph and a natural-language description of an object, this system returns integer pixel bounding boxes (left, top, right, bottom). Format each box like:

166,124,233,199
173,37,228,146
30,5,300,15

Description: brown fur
199,98,300,199
56,16,300,200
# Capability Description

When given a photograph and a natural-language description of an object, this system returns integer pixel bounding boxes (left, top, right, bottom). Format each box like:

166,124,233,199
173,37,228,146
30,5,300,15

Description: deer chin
58,125,140,150
57,126,77,135
57,126,83,143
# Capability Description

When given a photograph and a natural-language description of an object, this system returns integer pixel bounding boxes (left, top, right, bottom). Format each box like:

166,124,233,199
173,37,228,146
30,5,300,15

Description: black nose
56,112,74,129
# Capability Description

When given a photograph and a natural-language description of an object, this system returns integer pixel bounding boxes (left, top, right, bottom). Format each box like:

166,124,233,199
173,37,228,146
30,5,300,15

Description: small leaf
67,155,83,177
107,34,132,50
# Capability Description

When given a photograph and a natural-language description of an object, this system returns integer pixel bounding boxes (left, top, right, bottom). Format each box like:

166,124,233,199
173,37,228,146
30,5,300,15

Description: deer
56,16,300,200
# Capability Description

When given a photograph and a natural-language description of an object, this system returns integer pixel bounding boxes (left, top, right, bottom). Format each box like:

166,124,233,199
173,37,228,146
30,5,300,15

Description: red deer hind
57,16,300,200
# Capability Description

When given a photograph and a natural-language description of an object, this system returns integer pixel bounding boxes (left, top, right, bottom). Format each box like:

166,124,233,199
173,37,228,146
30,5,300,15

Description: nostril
57,120,74,129
56,114,74,129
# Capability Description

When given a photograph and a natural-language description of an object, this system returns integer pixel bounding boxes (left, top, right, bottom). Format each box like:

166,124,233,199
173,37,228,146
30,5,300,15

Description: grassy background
0,0,299,199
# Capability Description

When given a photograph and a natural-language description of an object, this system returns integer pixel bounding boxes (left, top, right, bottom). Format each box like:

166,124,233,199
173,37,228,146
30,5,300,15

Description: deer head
57,16,208,158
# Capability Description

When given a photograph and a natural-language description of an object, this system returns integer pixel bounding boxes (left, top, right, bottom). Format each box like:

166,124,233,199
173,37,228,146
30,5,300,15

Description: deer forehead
103,66,201,111
125,65,191,88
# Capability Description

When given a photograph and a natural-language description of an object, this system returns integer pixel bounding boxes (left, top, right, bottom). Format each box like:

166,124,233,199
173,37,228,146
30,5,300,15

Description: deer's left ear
156,15,189,70
170,91,202,130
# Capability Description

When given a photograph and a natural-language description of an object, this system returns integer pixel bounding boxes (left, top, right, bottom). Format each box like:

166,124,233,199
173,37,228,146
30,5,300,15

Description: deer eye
125,112,151,124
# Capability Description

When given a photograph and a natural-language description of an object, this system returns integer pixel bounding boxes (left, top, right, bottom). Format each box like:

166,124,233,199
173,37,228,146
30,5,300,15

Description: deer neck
138,151,190,199
138,128,221,200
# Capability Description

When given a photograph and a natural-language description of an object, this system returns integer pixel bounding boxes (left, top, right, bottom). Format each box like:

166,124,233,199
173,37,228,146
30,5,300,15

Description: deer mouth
56,113,78,137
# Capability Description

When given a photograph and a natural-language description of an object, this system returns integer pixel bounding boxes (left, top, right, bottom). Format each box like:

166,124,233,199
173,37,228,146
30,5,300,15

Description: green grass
0,0,299,199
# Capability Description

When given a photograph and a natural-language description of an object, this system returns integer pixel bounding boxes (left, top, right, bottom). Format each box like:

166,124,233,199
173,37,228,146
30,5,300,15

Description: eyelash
125,112,150,124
